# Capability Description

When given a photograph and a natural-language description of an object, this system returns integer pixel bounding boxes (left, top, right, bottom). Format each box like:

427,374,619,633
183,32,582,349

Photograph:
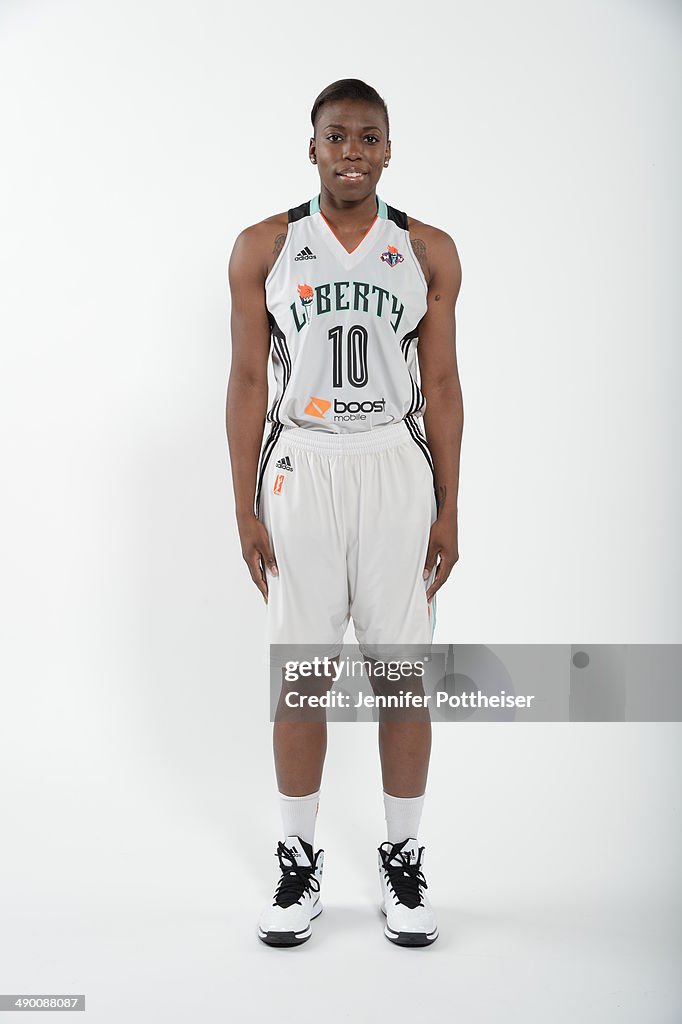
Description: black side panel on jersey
254,312,292,517
265,312,291,424
385,204,408,230
254,422,284,519
288,201,311,223
400,328,425,416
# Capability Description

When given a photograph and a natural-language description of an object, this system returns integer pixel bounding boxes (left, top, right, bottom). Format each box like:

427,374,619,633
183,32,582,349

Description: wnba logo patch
380,244,404,267
273,474,285,495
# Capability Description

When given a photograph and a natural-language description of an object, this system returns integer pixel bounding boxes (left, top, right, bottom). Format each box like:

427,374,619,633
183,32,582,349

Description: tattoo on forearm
436,485,447,510
272,233,286,261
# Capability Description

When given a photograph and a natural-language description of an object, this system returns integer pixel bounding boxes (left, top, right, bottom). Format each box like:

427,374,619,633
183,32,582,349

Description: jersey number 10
329,325,368,388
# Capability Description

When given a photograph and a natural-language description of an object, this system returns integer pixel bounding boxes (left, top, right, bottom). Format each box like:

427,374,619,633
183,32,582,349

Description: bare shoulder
406,216,461,289
229,210,289,284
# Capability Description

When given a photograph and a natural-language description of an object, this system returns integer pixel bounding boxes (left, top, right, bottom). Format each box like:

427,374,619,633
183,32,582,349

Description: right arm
226,223,279,602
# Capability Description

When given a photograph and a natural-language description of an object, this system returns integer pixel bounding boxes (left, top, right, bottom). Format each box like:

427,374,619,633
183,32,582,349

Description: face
309,99,391,200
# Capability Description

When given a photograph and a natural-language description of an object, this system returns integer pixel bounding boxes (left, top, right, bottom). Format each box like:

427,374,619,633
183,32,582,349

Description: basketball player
226,79,463,946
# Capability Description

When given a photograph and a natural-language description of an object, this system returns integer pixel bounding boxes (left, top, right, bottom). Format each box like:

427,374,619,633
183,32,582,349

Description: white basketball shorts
258,421,438,663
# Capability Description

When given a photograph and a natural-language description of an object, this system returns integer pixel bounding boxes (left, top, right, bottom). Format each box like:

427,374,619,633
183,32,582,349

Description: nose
342,135,362,160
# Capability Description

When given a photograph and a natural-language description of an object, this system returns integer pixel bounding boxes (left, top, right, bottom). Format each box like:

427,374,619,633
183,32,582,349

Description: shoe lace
380,845,428,909
272,841,321,909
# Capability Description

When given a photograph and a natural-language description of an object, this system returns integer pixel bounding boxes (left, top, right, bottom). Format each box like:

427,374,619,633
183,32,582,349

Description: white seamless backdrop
0,2,680,1022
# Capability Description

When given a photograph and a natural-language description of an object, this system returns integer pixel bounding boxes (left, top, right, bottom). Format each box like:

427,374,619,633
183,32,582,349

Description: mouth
336,170,368,181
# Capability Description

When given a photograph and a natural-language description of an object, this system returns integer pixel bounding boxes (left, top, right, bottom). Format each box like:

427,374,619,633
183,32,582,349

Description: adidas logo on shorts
294,246,317,261
276,455,293,471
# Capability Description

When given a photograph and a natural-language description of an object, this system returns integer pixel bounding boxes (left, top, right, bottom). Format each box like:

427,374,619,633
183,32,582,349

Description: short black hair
311,79,389,139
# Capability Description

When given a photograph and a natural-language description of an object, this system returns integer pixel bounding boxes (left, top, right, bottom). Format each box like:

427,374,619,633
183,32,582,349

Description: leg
273,657,339,795
368,660,439,946
378,714,431,798
365,657,432,797
257,436,348,947
346,436,440,945
258,658,337,948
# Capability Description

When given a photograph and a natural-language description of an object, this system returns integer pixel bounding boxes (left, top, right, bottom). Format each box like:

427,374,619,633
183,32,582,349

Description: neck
318,186,378,228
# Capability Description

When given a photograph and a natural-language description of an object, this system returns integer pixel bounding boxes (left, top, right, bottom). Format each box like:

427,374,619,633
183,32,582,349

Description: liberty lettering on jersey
255,192,433,514
290,280,405,335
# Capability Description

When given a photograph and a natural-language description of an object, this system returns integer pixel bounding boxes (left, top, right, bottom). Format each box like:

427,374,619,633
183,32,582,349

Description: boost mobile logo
304,397,386,421
334,399,385,415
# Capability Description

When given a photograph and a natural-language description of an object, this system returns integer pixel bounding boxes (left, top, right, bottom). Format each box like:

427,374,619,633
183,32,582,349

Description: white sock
279,790,320,846
383,791,425,844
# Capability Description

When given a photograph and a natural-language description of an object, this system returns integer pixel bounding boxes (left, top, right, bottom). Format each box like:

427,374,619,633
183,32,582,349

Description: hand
238,514,278,603
423,513,459,602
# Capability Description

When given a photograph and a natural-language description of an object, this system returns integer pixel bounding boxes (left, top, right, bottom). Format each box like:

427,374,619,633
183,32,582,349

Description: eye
326,134,342,142
365,135,379,144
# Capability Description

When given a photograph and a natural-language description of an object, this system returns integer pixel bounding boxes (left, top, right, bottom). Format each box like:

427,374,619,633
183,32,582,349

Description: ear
309,137,316,162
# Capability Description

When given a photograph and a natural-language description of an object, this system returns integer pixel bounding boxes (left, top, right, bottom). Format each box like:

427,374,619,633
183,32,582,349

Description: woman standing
226,78,463,947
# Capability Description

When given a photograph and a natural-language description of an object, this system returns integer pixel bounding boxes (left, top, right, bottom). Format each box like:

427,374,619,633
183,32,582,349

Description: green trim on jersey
311,194,386,218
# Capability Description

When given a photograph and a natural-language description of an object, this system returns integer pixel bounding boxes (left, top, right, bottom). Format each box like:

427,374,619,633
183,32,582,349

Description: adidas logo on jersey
294,246,317,260
275,456,293,471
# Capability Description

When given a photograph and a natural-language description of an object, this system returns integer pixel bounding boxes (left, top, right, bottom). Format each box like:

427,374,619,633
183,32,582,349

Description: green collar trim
311,193,386,217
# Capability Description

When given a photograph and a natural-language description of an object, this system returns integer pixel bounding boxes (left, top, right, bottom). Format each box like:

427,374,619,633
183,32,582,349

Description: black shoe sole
381,905,438,946
258,930,312,947
385,927,439,947
258,902,322,947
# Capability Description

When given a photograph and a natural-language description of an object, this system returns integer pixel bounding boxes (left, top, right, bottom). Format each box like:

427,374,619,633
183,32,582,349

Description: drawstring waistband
278,421,412,455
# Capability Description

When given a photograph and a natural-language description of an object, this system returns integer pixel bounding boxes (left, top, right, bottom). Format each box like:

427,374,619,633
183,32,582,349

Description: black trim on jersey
288,201,311,223
405,413,434,477
289,197,406,227
255,421,284,518
400,328,425,415
266,312,292,424
405,413,437,510
255,313,292,517
400,327,431,481
385,204,409,230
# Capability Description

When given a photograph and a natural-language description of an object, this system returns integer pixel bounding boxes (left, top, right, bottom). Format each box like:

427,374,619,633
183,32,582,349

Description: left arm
411,225,463,600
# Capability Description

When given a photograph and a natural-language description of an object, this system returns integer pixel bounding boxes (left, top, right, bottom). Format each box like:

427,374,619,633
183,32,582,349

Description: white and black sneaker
378,838,438,946
258,835,324,946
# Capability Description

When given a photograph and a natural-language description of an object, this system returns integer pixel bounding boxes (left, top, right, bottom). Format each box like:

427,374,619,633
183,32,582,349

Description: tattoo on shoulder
411,238,429,281
272,233,286,261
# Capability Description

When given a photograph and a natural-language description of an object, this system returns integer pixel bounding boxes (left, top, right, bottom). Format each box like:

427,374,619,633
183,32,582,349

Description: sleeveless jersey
256,193,433,514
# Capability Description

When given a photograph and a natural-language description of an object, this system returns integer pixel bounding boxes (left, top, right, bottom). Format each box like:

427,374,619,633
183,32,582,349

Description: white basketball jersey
256,192,433,516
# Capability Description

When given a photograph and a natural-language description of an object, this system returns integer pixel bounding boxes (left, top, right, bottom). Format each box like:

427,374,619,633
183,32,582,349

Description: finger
260,540,279,577
426,559,453,601
422,539,440,580
257,525,279,576
426,556,454,602
246,554,268,602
